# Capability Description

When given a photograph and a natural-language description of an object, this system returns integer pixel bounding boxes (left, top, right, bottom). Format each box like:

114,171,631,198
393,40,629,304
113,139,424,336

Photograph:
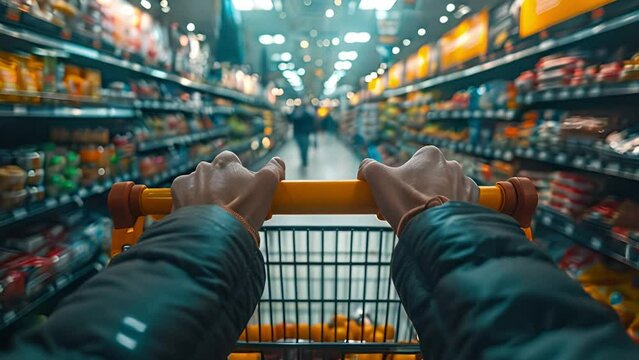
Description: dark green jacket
4,203,639,359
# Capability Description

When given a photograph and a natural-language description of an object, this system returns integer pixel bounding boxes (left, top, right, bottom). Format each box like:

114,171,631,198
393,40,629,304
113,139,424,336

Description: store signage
388,61,404,89
416,44,431,79
519,0,616,37
439,9,489,71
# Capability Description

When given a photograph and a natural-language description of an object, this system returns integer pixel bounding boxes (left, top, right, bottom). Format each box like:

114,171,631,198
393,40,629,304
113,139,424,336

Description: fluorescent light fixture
334,60,352,70
186,23,195,32
232,0,273,11
439,15,448,23
322,39,331,47
446,3,455,12
359,0,397,11
303,54,312,62
310,29,318,37
364,75,372,82
259,34,273,45
377,68,384,75
343,32,371,43
418,28,426,36
287,63,295,70
300,40,309,48
278,63,288,70
402,39,411,46
338,51,358,61
380,63,387,69
334,0,342,5
160,0,168,7
161,6,170,13
279,12,287,19
315,59,323,66
140,0,151,9
370,72,378,79
332,37,340,45
273,34,286,44
325,8,335,18
271,53,282,61
281,52,292,61
297,68,306,76
392,46,400,54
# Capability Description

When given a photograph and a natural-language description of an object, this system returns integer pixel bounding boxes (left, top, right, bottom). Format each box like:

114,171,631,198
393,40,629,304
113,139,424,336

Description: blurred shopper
289,103,316,167
3,148,639,360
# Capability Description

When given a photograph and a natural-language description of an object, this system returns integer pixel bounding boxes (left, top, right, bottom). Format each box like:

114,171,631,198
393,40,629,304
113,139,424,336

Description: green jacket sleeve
4,205,265,360
392,202,639,359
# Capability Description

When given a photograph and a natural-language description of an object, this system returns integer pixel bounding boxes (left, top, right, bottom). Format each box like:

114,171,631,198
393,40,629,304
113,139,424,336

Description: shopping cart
107,178,537,359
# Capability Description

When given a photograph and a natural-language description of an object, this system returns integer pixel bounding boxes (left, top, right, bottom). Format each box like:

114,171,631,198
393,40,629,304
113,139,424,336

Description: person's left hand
171,151,285,244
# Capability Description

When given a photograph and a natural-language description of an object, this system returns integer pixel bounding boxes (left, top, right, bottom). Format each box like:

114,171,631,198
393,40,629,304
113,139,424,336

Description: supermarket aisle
264,133,386,227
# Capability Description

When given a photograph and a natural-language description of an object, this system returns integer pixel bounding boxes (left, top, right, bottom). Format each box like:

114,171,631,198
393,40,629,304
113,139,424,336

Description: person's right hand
357,146,479,234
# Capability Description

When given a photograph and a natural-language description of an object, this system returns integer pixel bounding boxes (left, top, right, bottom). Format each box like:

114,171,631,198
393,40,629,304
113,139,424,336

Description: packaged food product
0,189,27,211
26,168,44,186
27,186,45,202
0,165,27,191
15,150,43,171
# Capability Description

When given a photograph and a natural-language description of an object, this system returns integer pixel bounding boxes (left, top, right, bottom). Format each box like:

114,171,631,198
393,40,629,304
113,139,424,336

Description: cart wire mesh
235,226,421,358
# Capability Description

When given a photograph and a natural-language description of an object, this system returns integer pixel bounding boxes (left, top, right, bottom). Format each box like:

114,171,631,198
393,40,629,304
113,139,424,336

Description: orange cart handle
108,177,537,229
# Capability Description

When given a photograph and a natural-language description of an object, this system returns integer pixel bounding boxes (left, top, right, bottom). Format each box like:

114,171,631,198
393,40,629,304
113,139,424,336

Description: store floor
263,133,386,227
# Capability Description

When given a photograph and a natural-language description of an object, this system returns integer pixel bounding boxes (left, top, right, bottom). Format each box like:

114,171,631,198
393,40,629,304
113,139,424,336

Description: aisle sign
417,44,431,79
439,9,489,71
388,61,404,89
519,0,616,37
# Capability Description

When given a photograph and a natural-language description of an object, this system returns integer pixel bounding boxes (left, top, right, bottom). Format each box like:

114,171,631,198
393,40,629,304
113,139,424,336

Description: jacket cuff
397,195,449,235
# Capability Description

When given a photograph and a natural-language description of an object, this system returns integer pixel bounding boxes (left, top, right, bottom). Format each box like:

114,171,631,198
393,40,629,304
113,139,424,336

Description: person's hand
171,151,285,244
357,146,479,234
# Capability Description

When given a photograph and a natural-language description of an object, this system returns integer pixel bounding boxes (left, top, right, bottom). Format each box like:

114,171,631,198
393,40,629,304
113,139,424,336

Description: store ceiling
161,0,502,98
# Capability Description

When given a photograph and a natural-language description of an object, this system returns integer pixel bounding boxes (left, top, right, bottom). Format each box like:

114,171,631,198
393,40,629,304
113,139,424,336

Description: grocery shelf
0,170,139,229
0,21,271,108
535,205,639,270
137,128,229,152
519,81,639,106
0,104,137,118
413,135,639,181
0,256,107,332
379,10,639,99
427,109,517,121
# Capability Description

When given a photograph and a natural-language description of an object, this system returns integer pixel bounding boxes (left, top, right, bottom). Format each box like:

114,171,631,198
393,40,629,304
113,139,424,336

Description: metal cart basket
107,178,538,359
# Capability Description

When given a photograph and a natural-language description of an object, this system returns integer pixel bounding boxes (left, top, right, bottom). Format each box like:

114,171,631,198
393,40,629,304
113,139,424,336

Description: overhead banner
519,0,616,37
439,9,489,71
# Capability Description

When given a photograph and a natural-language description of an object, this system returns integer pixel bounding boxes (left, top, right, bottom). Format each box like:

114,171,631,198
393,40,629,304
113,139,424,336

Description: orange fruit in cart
241,324,273,342
356,354,384,360
330,314,348,327
389,355,418,360
274,322,297,340
335,326,348,341
375,324,395,340
228,353,261,360
310,323,324,342
297,323,311,340
361,324,375,342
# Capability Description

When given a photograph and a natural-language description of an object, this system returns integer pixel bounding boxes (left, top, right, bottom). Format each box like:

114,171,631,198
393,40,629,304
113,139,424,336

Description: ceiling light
402,39,411,46
160,0,168,7
370,72,378,79
232,0,274,11
317,40,324,47
278,63,288,70
303,54,312,62
334,0,342,5
272,34,286,44
303,0,312,5
279,12,287,19
196,33,206,41
334,61,352,70
365,75,372,82
259,34,273,45
359,0,397,11
454,5,471,18
300,40,309,48
310,29,318,37
315,59,323,66
325,8,335,18
380,63,387,69
322,39,331,47
161,6,170,13
140,0,151,9
377,68,384,75
439,15,448,23
297,68,306,76
332,37,340,45
418,28,426,36
271,53,282,61
281,52,292,62
344,32,371,43
312,98,320,106
338,51,358,61
446,3,455,12
186,23,195,32
392,46,400,54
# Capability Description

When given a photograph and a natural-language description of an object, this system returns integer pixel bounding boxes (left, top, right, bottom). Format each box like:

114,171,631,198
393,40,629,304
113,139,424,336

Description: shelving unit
519,82,639,106
426,109,517,121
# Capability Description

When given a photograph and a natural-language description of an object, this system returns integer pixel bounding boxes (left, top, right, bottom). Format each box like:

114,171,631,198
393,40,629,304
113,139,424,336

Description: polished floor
264,133,386,227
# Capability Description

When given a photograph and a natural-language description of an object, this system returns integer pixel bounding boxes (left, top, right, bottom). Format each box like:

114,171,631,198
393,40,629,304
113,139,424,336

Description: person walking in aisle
3,147,639,360
288,103,316,167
